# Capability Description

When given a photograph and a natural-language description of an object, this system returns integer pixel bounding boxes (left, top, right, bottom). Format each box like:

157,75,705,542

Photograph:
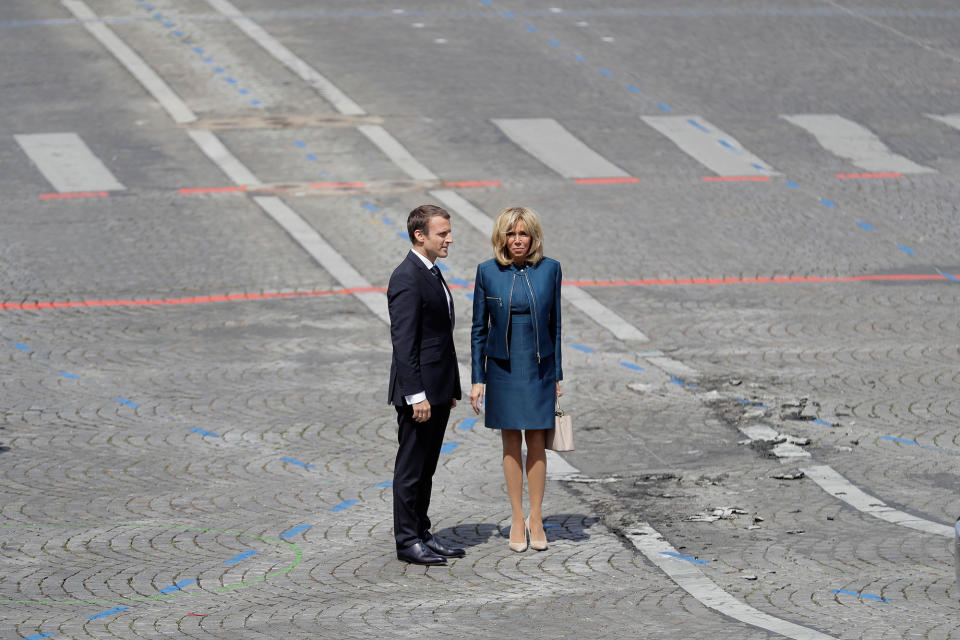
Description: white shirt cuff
405,391,427,405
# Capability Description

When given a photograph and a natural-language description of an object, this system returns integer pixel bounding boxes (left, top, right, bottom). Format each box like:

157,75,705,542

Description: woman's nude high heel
526,517,548,551
508,520,528,552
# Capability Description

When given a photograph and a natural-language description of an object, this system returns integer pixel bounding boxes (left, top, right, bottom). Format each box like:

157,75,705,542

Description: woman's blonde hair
491,206,544,266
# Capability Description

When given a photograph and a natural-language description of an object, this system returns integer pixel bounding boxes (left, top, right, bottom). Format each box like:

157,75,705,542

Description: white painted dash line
61,0,197,124
781,114,934,174
15,133,125,193
187,130,262,186
356,125,438,181
642,115,778,177
802,465,953,537
626,524,835,640
491,118,630,179
204,0,366,116
928,114,960,133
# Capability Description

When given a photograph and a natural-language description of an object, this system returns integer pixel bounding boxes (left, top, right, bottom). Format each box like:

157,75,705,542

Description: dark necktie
431,266,454,327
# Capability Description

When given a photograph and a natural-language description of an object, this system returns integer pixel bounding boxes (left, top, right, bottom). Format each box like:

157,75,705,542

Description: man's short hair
406,204,450,244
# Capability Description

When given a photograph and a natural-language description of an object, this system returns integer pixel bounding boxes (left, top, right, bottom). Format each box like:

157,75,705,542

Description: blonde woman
469,206,562,552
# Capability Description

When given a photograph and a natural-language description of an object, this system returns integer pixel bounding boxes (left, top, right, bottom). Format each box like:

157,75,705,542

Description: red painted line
701,176,771,182
5,273,958,312
179,186,248,194
573,177,639,184
308,181,366,189
836,172,903,179
38,191,109,200
443,180,502,188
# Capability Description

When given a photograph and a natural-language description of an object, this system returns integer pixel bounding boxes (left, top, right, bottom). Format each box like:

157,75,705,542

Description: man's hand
412,398,432,423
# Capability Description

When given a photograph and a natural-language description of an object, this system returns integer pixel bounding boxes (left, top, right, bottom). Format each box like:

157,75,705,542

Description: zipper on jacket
485,296,503,308
505,274,516,359
520,272,542,363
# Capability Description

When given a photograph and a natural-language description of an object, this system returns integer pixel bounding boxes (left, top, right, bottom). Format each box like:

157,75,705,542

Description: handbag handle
555,399,564,417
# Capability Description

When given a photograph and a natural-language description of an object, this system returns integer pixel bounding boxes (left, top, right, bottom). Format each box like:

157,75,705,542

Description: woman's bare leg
501,429,526,543
524,428,547,539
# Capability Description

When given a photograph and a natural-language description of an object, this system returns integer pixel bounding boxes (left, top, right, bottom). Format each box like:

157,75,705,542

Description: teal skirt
484,315,555,430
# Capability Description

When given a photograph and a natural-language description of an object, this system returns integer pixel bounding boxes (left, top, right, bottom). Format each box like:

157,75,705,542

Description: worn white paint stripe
204,0,365,116
429,189,494,236
356,125,438,181
645,355,698,377
187,130,262,186
546,450,580,479
15,133,125,193
928,114,960,133
803,465,952,537
491,118,630,179
561,285,650,342
642,115,778,177
61,0,196,124
626,524,835,640
782,114,934,174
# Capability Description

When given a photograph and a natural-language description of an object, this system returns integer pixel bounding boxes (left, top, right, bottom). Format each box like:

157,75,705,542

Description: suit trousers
393,401,451,550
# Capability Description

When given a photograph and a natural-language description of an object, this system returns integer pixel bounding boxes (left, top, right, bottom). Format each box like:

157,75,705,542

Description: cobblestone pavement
2,1,959,638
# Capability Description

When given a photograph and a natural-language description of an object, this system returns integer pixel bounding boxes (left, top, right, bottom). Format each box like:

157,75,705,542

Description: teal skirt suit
471,258,563,430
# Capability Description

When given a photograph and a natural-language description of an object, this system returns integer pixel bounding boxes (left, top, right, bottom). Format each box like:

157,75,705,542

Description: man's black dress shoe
397,541,447,566
424,536,466,558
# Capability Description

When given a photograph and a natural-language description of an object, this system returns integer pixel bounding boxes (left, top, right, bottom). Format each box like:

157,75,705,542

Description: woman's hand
555,382,563,399
470,383,485,414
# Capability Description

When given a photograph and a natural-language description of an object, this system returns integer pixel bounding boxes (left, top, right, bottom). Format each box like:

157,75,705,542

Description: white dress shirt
405,249,452,405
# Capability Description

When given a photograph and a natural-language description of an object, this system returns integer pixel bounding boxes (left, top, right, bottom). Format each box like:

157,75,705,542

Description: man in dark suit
388,204,464,566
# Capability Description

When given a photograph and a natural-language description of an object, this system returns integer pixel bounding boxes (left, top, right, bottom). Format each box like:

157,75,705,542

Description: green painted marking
0,523,302,605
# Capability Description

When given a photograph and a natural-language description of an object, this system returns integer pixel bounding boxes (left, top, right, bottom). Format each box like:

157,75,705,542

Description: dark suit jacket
387,251,462,406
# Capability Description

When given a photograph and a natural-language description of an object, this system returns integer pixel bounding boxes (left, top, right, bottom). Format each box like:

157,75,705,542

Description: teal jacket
471,257,563,384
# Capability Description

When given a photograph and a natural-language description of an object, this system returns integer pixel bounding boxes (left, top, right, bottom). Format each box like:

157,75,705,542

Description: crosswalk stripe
491,118,630,179
641,116,778,177
782,114,935,174
927,113,960,133
15,133,125,193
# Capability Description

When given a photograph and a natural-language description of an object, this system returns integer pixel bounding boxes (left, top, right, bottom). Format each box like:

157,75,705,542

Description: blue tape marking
193,47,204,54
897,245,915,255
88,606,129,620
821,198,837,207
144,4,153,9
857,221,874,230
436,262,450,271
661,551,708,564
459,418,477,431
226,77,237,84
305,153,318,161
626,85,641,93
503,11,515,18
571,344,595,353
785,180,799,188
172,30,183,36
280,457,314,469
294,140,306,148
202,57,213,63
24,634,55,640
116,398,139,408
940,270,960,282
153,12,163,18
13,343,29,351
833,589,888,602
548,39,560,46
251,99,262,106
373,480,393,488
330,500,358,512
159,579,196,594
811,418,831,426
163,21,174,27
440,442,459,453
60,371,79,380
466,293,474,300
750,162,764,170
752,403,769,409
657,103,672,111
718,139,736,150
238,88,250,95
574,54,586,61
526,24,537,31
597,68,611,76
381,217,392,225
687,119,709,132
214,67,225,73
481,0,493,5
733,397,750,404
881,435,919,446
669,377,685,386
224,550,257,565
448,277,470,287
362,203,378,212
280,524,312,538
620,362,644,371
397,231,408,238
189,427,219,437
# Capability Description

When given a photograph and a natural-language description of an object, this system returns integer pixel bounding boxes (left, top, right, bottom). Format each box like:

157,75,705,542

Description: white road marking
491,118,631,179
645,355,698,377
802,465,953,537
187,130,262,186
928,114,960,133
429,189,493,236
626,524,836,640
781,114,935,174
61,0,197,124
356,125,438,181
641,115,778,177
204,0,366,116
546,450,580,479
15,133,125,193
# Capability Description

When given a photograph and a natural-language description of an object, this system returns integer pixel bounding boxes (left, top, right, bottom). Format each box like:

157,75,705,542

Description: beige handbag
545,401,574,452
